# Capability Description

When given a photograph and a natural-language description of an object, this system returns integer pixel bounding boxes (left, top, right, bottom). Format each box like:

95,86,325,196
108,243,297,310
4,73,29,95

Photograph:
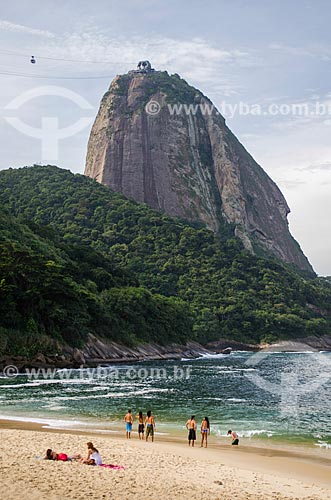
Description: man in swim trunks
145,410,155,442
185,415,197,447
124,409,133,439
228,429,239,445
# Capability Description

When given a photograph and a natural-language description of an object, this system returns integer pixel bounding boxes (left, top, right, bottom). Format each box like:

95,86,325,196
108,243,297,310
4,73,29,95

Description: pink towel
99,464,125,470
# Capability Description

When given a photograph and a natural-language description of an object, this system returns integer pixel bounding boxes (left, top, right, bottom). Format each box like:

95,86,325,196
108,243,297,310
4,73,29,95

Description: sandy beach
1,421,331,500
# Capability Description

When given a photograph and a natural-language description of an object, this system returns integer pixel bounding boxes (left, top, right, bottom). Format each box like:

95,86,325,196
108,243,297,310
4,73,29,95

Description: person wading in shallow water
200,417,210,448
136,411,145,439
145,410,156,442
228,429,239,445
124,409,134,439
185,415,197,447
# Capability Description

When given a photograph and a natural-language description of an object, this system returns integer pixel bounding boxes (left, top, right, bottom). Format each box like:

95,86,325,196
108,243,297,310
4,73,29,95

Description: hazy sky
0,0,330,275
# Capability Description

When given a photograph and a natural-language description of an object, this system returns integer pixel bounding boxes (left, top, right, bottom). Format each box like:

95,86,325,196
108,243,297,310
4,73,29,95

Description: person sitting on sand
45,449,69,461
124,409,134,439
227,430,239,445
185,415,197,447
136,411,145,439
145,410,155,442
81,442,102,465
200,417,210,448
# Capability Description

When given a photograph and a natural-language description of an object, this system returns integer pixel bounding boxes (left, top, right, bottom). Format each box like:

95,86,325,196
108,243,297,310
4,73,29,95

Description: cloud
0,27,253,96
300,162,331,173
27,28,254,94
0,20,55,38
268,43,314,57
256,94,331,131
42,30,242,65
268,42,331,61
238,132,261,140
278,179,306,189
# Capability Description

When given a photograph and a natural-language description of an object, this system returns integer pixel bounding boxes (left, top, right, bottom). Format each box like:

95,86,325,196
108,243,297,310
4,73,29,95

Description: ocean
1,351,331,449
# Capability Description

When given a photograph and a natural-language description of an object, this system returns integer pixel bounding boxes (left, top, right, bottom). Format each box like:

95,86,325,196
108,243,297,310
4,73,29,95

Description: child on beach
200,417,210,448
124,409,134,439
228,430,239,445
145,410,155,442
185,415,197,447
136,411,145,439
81,442,103,465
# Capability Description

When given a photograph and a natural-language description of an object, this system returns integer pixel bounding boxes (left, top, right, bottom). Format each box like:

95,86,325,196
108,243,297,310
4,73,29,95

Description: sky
0,0,330,275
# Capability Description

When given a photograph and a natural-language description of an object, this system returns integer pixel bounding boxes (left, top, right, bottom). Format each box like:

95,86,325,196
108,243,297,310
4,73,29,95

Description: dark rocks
0,336,215,371
32,353,46,365
207,339,259,352
72,348,86,365
271,335,331,351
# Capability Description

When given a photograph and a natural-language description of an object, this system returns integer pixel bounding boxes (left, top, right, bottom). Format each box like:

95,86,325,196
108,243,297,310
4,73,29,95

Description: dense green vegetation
0,165,330,355
0,212,192,356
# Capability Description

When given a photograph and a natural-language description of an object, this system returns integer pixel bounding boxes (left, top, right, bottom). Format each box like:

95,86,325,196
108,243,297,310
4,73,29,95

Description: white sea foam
258,350,316,355
42,427,118,433
226,398,247,402
315,441,331,449
53,387,174,402
198,352,227,359
215,428,274,438
215,369,256,375
0,379,97,389
42,405,67,411
0,414,89,428
239,429,274,438
0,382,49,389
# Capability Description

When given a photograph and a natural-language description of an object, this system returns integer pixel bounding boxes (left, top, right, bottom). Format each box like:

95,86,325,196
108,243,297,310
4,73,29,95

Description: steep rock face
85,70,313,274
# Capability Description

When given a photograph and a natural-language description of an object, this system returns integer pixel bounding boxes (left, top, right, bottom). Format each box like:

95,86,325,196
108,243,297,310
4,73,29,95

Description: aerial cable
0,48,137,65
0,70,119,79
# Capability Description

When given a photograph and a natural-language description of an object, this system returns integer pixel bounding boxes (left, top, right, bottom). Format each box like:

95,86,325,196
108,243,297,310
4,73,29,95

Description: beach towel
99,464,125,470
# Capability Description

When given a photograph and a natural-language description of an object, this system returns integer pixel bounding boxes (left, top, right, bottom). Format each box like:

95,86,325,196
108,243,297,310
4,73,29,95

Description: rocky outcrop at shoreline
0,335,215,371
266,334,331,352
2,334,331,372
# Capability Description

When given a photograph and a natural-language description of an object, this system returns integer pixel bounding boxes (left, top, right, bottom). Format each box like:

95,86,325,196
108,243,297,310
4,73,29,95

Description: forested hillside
0,165,330,356
0,212,192,356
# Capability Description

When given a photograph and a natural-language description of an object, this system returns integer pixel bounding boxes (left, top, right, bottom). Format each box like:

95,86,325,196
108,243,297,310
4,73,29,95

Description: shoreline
1,417,331,479
1,424,331,499
0,409,329,453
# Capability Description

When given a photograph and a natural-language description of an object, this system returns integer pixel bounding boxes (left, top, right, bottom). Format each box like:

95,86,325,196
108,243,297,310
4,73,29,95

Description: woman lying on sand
45,449,69,461
81,442,103,465
45,449,82,461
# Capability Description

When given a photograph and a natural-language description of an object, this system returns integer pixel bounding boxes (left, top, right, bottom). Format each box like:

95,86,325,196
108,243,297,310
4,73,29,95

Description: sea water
1,351,331,448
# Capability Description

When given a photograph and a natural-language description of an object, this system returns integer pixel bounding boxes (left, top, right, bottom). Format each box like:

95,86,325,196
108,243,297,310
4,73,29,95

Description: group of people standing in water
185,415,210,447
185,416,239,447
124,409,155,441
123,409,239,448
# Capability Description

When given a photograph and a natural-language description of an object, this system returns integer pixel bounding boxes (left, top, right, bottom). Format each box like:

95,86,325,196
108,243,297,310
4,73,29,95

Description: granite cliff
85,67,313,274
